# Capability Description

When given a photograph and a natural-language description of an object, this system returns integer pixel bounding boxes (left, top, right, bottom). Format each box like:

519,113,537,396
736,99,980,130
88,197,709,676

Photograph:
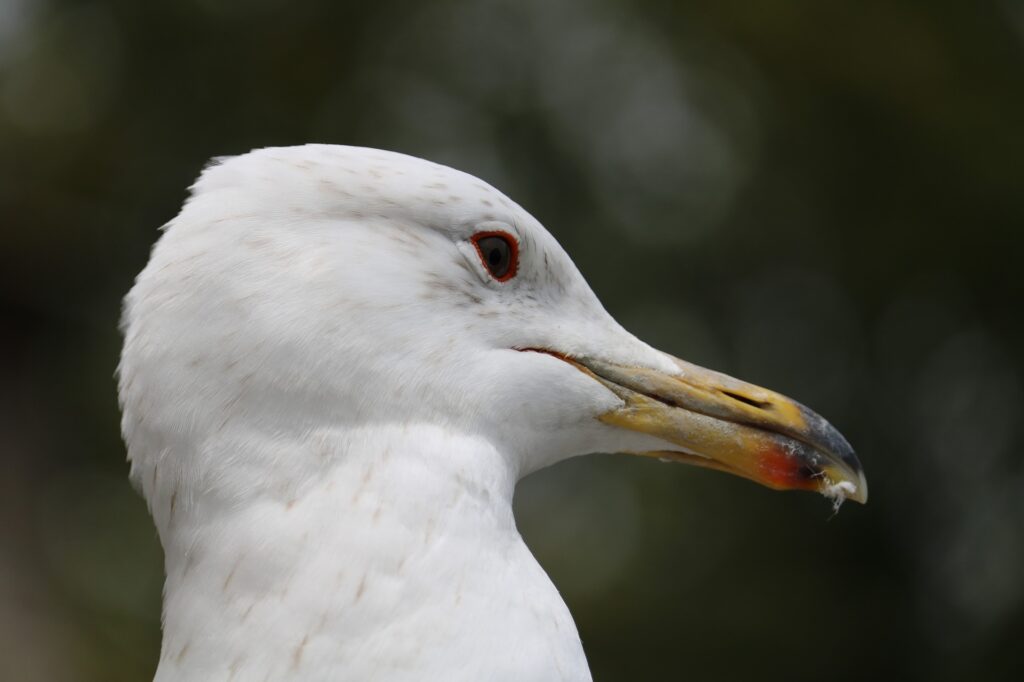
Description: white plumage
119,144,864,681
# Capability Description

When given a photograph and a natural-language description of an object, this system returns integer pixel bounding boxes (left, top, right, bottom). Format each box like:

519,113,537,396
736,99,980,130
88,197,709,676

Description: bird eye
471,231,518,281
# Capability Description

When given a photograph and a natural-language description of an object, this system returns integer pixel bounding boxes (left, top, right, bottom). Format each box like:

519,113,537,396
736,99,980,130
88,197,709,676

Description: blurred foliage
2,0,1023,680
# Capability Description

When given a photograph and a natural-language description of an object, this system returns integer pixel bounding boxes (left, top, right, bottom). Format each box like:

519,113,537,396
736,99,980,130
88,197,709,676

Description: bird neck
151,423,587,681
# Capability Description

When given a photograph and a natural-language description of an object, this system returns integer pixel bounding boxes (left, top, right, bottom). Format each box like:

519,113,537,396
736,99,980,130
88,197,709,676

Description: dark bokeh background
3,1,1023,680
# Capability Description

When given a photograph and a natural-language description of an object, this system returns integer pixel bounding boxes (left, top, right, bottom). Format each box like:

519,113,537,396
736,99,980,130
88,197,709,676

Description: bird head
119,144,865,512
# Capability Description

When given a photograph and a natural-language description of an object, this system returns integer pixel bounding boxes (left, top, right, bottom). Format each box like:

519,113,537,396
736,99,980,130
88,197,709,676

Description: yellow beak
560,353,867,504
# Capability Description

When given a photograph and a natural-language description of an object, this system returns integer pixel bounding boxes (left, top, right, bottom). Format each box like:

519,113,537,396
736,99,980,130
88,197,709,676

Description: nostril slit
722,390,771,410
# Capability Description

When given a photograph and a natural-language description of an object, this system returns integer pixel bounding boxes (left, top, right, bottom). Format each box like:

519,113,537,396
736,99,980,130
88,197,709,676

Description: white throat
149,424,591,682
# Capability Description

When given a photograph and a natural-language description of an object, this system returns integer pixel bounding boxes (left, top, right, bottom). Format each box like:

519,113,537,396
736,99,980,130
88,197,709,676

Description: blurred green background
2,0,1023,680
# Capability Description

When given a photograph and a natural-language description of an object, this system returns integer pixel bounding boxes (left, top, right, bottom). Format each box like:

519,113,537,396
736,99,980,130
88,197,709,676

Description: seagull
118,144,866,681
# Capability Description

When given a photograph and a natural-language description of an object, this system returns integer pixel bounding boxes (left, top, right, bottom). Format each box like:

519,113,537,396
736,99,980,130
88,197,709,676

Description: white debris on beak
823,479,857,514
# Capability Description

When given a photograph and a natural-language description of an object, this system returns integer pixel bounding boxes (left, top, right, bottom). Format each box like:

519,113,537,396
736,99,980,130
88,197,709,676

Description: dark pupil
478,236,510,277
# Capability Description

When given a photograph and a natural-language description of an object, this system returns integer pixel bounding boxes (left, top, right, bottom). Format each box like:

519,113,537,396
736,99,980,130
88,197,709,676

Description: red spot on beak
758,444,820,491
